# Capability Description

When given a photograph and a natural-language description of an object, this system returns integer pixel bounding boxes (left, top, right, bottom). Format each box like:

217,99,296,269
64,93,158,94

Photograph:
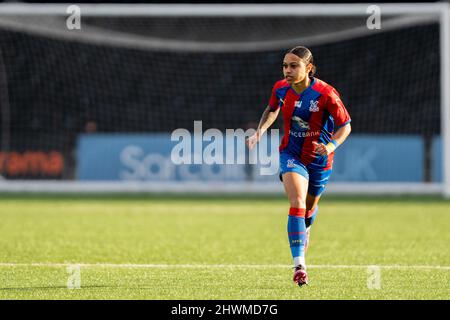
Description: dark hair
287,46,316,76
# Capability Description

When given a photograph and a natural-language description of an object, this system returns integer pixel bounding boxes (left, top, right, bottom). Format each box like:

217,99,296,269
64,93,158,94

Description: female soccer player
246,46,351,286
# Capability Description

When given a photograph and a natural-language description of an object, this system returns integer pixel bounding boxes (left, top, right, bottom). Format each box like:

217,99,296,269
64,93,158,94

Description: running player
246,46,352,286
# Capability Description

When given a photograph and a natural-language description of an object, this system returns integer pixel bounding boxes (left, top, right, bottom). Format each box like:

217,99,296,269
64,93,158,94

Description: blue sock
287,207,307,266
305,206,318,229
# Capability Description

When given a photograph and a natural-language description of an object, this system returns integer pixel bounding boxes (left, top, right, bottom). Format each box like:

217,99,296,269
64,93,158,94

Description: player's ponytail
288,46,316,76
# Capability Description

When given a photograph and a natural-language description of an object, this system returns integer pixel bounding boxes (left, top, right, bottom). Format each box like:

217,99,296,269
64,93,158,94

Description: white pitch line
0,263,449,270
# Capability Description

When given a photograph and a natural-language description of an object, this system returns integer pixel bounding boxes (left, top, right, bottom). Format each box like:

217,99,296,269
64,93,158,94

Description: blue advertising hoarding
330,135,423,182
77,133,424,182
432,136,442,182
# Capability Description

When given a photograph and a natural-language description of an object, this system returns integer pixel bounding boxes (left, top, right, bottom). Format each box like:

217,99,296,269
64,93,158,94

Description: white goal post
0,3,449,197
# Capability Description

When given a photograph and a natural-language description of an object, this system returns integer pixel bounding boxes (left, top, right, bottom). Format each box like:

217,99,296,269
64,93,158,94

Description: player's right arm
246,106,280,150
246,82,282,150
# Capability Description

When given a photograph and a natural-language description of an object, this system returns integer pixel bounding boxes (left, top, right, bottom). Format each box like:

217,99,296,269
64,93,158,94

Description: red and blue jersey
268,77,351,170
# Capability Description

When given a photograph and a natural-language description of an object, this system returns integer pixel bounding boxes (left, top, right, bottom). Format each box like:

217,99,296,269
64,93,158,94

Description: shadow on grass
0,285,114,291
0,193,449,203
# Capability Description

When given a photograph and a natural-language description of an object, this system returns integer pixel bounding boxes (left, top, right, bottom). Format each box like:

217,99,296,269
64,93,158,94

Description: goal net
0,3,448,196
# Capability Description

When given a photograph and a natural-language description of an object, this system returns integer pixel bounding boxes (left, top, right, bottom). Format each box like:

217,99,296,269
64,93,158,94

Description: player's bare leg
305,194,321,253
282,172,309,286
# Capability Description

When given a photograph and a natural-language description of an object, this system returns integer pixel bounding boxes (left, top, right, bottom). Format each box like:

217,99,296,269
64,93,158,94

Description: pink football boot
293,265,309,287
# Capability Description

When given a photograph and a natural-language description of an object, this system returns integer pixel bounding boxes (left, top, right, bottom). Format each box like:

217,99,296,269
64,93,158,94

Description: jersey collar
290,76,316,97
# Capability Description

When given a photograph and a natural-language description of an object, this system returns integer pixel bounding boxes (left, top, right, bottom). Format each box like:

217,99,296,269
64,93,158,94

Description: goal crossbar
0,3,447,17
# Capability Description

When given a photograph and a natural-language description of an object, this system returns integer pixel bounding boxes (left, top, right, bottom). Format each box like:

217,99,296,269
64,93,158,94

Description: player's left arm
314,89,352,156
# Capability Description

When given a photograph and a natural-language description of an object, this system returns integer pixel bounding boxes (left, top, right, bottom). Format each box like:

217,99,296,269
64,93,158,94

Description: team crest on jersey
309,100,319,112
287,159,297,168
294,101,302,108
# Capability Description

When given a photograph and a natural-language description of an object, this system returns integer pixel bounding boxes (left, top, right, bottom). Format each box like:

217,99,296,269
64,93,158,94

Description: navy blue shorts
279,150,332,197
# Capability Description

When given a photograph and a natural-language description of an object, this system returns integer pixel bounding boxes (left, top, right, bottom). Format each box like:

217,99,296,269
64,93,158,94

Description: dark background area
0,2,442,179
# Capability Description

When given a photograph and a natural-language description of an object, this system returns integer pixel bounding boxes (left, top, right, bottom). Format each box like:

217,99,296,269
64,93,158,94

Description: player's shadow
0,285,113,291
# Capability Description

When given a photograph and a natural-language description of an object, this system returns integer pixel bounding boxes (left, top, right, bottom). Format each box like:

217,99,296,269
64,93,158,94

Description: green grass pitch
0,194,449,300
